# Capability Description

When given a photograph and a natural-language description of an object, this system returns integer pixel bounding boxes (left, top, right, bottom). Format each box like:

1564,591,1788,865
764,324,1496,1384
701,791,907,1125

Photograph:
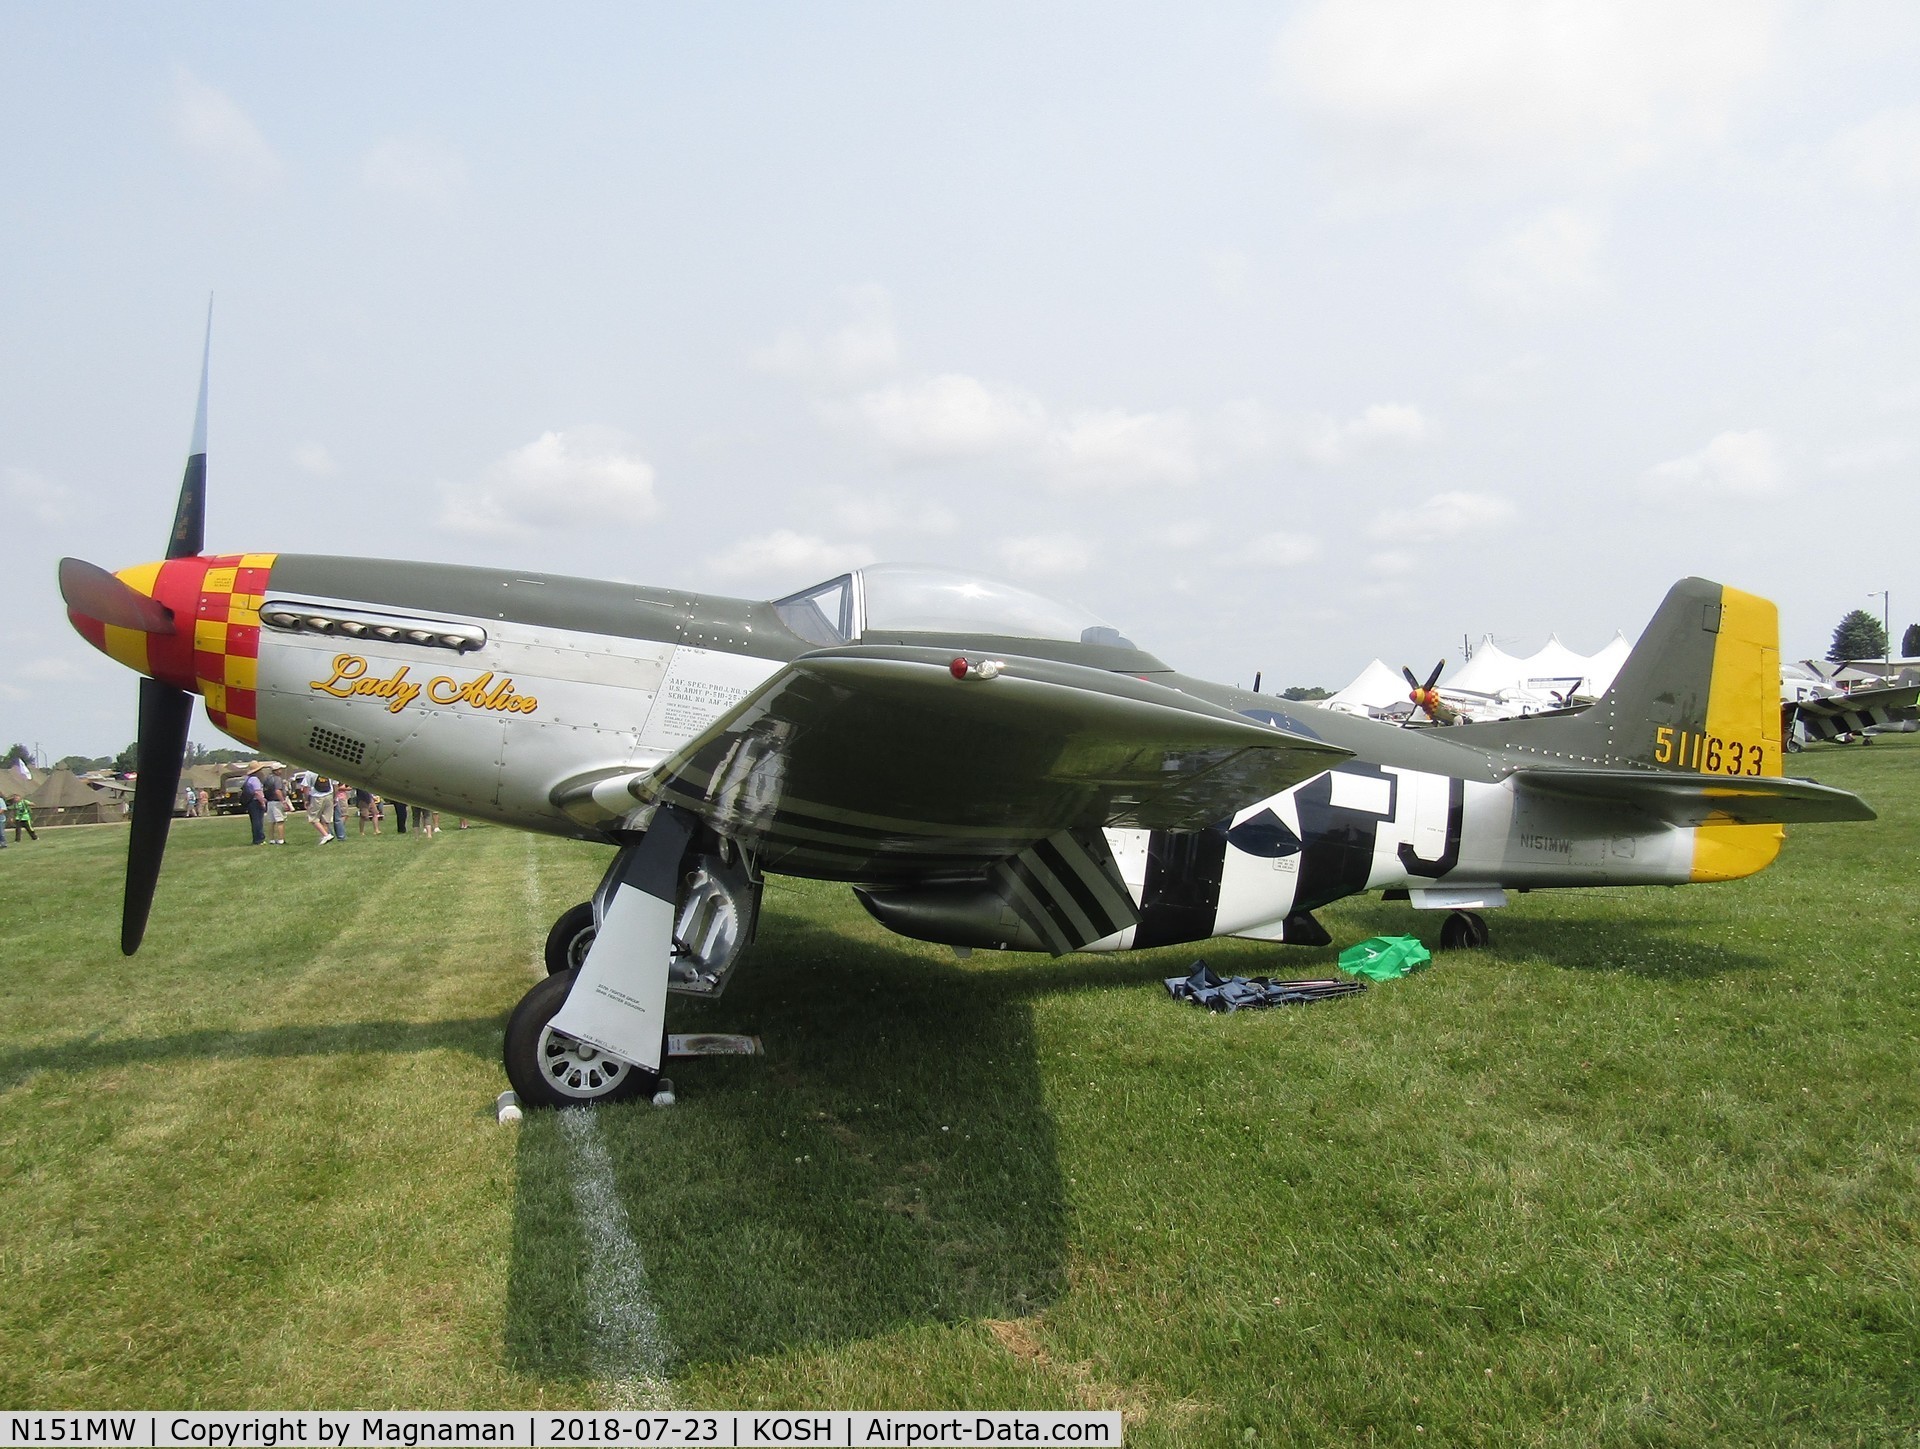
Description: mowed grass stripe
0,743,1914,1441
0,821,598,1408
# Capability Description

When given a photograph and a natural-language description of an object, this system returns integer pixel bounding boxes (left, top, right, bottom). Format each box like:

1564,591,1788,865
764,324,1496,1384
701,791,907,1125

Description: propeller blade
123,678,193,955
58,558,176,634
167,300,212,559
1425,660,1446,691
1402,666,1421,691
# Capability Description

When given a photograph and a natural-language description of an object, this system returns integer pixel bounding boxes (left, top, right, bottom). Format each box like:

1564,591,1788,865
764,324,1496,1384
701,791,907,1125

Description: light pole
1869,589,1889,670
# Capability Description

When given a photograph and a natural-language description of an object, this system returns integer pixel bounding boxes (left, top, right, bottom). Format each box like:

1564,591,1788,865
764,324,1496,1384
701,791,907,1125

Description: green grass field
1,742,1916,1445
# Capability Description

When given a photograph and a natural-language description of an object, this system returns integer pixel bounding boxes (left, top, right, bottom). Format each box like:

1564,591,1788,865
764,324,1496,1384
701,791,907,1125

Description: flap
1513,767,1874,826
620,645,1350,882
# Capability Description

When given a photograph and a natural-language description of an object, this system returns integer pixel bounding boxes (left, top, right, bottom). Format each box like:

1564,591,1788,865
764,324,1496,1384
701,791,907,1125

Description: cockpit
772,564,1144,655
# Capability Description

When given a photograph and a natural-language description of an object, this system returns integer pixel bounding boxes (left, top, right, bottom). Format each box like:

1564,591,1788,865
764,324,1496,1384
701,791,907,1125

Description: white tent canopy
1330,658,1412,711
1519,634,1593,692
1586,633,1631,696
1447,636,1524,695
1441,630,1635,701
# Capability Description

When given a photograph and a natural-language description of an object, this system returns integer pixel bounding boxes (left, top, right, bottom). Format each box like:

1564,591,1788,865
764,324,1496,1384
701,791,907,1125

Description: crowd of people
235,766,458,846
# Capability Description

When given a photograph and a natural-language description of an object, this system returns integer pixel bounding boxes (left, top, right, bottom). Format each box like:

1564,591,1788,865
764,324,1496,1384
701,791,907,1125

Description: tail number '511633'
1655,726,1764,775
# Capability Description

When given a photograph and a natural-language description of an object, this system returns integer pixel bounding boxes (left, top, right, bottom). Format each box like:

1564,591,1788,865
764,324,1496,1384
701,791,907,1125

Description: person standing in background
332,779,350,841
393,800,409,834
241,768,266,845
263,769,290,845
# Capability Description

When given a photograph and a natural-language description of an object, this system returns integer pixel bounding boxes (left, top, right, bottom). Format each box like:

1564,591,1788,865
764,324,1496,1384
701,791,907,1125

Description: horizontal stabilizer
1513,767,1875,826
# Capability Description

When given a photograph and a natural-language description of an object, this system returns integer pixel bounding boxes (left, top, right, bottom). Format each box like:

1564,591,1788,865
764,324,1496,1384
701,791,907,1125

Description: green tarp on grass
1338,935,1432,981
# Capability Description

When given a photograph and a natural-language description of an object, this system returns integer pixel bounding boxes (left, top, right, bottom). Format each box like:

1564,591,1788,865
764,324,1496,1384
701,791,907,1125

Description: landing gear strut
508,813,759,1108
1438,910,1490,951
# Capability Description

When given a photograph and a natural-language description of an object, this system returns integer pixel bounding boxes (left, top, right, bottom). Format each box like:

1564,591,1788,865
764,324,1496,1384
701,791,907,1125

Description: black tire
544,901,596,976
1438,911,1490,951
503,968,657,1109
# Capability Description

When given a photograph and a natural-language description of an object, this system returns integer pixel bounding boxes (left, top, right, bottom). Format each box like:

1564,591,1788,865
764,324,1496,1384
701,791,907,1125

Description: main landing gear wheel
1439,911,1491,951
544,900,596,976
503,968,657,1108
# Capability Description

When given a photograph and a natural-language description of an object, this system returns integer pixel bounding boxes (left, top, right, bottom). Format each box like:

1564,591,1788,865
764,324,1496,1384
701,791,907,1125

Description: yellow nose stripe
101,622,152,676
114,561,164,597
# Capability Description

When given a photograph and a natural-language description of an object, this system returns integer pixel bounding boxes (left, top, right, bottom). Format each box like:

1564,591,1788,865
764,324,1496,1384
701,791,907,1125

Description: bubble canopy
772,564,1134,649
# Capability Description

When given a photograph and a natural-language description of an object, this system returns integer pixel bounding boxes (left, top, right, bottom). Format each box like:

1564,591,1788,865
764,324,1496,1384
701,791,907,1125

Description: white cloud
17,657,97,683
703,530,877,582
1205,248,1253,298
291,442,335,476
362,136,467,205
1275,0,1778,185
1646,430,1787,496
819,489,958,537
4,467,68,526
1369,490,1515,540
1047,408,1201,489
997,533,1092,577
1472,207,1605,312
442,427,659,536
753,286,901,386
837,374,1047,466
1163,520,1214,550
170,70,283,190
1368,549,1419,577
1298,403,1431,465
1232,531,1323,568
1824,439,1915,473
1460,352,1548,404
1826,106,1920,194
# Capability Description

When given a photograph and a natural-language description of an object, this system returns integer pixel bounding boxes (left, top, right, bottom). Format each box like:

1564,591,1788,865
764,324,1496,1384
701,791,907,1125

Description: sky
3,2,1918,760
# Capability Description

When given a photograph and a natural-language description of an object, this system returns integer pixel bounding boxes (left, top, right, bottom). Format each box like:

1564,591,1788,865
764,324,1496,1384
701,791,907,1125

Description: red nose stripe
190,554,275,746
144,556,213,690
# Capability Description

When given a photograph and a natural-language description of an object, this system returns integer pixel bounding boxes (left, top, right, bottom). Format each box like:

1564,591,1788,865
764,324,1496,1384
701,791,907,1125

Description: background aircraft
1780,671,1920,750
59,353,1876,1108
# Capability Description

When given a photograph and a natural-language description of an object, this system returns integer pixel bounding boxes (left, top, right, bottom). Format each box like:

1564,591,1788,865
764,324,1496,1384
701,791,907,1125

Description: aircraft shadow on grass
0,1017,502,1095
1330,897,1781,982
498,891,1790,1379
503,912,1075,1378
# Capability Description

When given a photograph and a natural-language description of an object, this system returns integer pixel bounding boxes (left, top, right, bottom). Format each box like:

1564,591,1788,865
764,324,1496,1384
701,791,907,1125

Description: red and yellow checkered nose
67,553,277,746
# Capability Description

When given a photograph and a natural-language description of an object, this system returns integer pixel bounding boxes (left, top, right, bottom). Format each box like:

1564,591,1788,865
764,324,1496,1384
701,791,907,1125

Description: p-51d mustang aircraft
60,348,1876,1108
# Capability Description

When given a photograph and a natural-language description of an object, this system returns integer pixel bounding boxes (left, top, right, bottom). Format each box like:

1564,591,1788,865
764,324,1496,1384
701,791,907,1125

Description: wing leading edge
606,645,1351,884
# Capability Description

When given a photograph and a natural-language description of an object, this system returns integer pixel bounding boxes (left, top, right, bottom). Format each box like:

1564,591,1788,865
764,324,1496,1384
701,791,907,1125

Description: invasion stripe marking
996,865,1075,954
1005,853,1098,947
989,829,1139,955
1036,832,1137,928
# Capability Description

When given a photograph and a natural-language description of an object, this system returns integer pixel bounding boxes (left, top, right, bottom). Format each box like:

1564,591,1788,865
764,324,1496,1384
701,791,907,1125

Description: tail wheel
1438,911,1491,951
504,968,657,1108
544,900,596,976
